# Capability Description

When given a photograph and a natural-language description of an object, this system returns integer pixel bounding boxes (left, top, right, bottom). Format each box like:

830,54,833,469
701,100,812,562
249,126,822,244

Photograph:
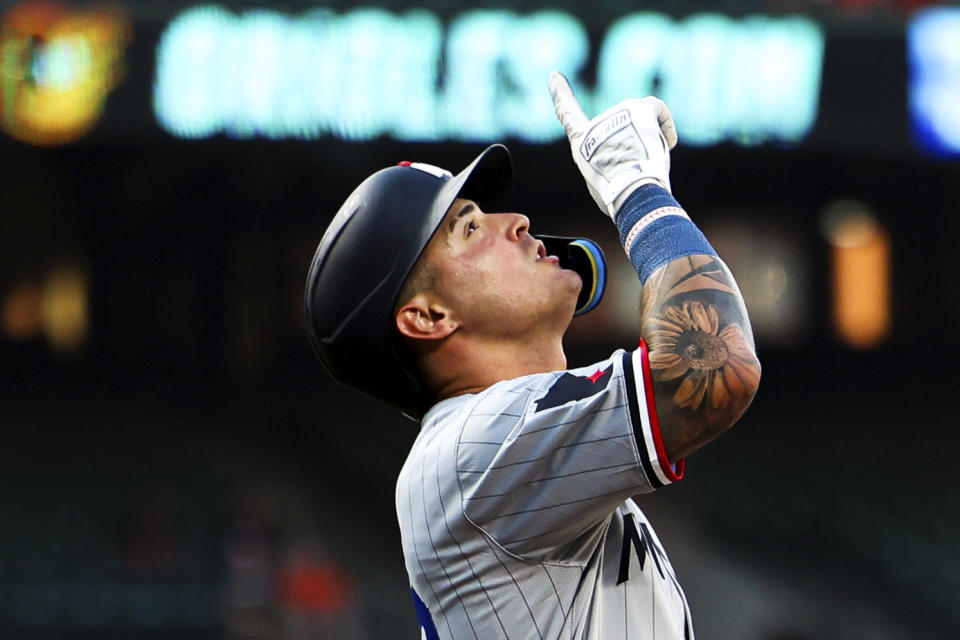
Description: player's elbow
723,353,761,429
661,354,761,462
699,353,761,450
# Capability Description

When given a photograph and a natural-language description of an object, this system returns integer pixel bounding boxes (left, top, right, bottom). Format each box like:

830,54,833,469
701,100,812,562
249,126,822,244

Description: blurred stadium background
0,0,958,638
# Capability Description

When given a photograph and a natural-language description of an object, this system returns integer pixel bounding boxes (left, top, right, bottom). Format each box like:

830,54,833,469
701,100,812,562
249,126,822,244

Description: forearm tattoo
640,254,761,460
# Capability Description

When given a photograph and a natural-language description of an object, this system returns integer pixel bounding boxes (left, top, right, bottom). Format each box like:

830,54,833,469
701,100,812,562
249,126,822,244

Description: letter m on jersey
617,513,667,585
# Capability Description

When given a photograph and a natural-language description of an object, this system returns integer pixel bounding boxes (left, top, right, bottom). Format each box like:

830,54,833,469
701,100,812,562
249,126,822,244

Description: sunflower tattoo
647,300,760,412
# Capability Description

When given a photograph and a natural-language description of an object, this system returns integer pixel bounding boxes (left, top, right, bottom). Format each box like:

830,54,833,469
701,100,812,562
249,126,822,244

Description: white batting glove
549,71,678,220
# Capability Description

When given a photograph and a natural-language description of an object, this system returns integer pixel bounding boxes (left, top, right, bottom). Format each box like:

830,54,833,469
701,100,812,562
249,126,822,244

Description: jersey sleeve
456,340,684,560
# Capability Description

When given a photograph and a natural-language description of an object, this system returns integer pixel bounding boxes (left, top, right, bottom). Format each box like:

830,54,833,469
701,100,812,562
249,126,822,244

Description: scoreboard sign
153,6,825,147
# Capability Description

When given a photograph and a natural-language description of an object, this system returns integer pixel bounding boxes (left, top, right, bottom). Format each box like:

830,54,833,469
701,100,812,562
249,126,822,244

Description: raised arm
549,71,760,461
640,254,759,460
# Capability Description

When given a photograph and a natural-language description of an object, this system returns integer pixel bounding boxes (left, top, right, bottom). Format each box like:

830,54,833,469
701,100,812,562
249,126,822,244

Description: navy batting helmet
305,144,605,417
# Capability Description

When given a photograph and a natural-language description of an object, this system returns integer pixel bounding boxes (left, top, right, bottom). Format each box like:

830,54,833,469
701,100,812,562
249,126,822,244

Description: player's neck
424,333,568,403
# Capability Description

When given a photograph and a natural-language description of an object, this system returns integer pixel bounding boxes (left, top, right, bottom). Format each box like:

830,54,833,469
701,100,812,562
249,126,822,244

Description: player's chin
529,264,580,302
552,272,583,316
558,265,583,293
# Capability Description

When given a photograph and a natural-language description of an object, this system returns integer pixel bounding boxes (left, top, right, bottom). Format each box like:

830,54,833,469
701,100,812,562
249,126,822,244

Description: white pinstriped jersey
395,343,694,640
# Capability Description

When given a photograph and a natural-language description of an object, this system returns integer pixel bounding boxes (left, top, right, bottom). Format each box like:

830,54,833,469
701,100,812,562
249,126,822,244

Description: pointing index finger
549,71,589,136
652,97,678,150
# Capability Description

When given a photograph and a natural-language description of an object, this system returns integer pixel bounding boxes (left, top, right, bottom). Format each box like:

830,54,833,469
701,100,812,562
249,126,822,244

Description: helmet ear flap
535,236,606,316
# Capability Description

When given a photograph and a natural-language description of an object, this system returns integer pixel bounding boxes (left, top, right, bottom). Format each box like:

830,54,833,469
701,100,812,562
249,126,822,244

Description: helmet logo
398,162,452,180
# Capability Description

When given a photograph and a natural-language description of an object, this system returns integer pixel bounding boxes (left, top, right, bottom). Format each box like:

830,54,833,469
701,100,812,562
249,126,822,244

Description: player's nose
499,212,531,241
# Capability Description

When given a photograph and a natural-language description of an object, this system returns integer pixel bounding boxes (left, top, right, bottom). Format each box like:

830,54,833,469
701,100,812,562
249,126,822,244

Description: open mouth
535,241,560,264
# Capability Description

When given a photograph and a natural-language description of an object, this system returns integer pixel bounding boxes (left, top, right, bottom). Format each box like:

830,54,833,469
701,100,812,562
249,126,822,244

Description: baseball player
305,72,761,639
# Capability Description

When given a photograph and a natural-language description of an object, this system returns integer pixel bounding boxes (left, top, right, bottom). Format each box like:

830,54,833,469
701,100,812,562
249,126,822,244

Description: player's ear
395,293,458,341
